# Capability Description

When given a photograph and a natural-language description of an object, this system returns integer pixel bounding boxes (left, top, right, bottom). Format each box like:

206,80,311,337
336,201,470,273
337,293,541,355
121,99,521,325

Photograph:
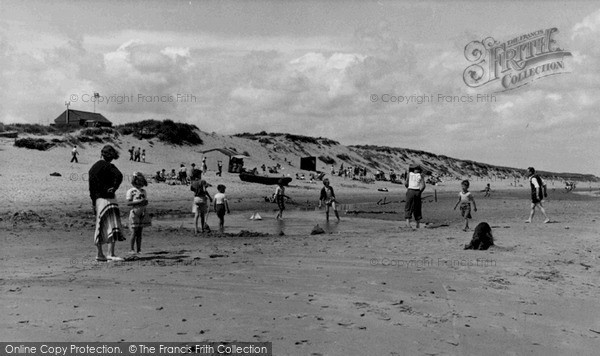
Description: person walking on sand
275,179,290,220
404,165,426,229
202,157,208,174
191,173,212,234
88,145,125,262
126,172,149,254
213,184,230,232
525,167,550,223
141,149,146,163
483,183,491,197
319,178,340,221
70,146,79,163
134,147,141,162
454,180,477,231
129,146,134,161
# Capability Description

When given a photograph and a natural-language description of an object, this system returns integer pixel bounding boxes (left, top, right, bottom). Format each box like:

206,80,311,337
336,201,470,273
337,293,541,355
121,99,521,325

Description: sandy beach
2,137,600,355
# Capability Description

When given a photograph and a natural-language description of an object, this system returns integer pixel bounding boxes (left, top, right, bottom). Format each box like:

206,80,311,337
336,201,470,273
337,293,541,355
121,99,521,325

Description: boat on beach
0,131,18,138
239,172,292,186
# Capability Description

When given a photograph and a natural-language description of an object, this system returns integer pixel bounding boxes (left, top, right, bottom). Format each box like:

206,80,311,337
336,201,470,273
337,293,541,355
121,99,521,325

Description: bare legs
526,202,550,223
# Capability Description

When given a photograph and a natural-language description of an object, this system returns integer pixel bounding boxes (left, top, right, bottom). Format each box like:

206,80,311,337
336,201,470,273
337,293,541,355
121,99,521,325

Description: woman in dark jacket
89,145,125,261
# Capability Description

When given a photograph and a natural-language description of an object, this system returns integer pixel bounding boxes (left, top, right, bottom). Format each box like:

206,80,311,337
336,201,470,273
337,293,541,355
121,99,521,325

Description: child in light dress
126,172,149,253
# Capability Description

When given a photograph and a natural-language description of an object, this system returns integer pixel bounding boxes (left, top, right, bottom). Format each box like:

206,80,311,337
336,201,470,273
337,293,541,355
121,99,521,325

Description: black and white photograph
1,1,599,355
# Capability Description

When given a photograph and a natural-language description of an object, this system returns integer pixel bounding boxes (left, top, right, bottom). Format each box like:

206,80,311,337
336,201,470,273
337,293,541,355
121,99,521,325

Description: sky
1,0,599,175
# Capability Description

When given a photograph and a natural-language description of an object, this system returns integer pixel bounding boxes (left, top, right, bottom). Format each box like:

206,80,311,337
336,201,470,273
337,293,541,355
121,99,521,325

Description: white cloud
572,8,600,39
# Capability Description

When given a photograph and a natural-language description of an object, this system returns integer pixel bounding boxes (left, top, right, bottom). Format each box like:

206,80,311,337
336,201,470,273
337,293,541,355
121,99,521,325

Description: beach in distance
2,134,600,356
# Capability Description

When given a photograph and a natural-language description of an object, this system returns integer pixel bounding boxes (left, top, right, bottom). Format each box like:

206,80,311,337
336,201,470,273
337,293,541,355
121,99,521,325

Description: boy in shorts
319,178,340,221
454,180,477,231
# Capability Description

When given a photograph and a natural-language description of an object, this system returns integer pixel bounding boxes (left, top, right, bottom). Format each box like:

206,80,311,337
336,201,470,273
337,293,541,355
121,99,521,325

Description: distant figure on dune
404,165,426,229
134,147,141,162
525,167,550,223
88,145,125,262
70,146,79,163
202,157,208,174
141,149,146,163
217,160,223,177
129,146,134,161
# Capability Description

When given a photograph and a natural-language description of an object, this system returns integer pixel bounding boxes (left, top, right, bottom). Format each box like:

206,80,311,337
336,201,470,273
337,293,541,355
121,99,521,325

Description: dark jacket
88,160,123,206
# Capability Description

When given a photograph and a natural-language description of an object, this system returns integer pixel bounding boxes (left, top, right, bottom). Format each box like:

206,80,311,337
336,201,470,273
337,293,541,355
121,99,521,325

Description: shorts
215,204,226,218
531,194,544,204
460,203,472,219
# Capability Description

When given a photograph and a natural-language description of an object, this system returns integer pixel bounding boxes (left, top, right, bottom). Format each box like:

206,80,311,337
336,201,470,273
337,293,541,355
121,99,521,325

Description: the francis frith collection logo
463,28,571,91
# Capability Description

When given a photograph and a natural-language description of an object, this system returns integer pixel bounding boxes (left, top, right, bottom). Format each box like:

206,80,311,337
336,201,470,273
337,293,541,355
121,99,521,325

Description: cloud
572,8,600,39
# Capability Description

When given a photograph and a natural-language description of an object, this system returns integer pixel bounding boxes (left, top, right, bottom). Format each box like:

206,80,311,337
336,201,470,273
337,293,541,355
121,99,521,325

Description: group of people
332,164,369,180
153,158,223,185
403,165,550,231
128,146,146,163
89,145,234,260
89,144,551,262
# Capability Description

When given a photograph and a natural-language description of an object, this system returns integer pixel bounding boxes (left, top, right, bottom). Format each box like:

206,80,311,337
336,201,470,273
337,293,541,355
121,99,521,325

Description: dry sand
2,137,600,355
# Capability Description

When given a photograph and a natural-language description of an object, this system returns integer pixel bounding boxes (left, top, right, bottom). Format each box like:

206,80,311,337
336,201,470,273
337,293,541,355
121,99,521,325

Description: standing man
525,167,550,223
129,146,134,161
404,165,426,229
70,146,79,163
217,161,223,176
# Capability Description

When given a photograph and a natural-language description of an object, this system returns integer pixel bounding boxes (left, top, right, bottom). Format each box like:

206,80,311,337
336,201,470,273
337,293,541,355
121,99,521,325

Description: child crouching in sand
126,172,149,254
453,179,477,231
213,184,231,232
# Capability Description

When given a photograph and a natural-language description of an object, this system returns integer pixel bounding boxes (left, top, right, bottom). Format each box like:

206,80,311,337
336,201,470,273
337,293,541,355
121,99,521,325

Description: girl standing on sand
191,174,212,234
126,172,149,254
404,165,426,229
88,145,125,262
213,184,231,232
275,179,290,220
